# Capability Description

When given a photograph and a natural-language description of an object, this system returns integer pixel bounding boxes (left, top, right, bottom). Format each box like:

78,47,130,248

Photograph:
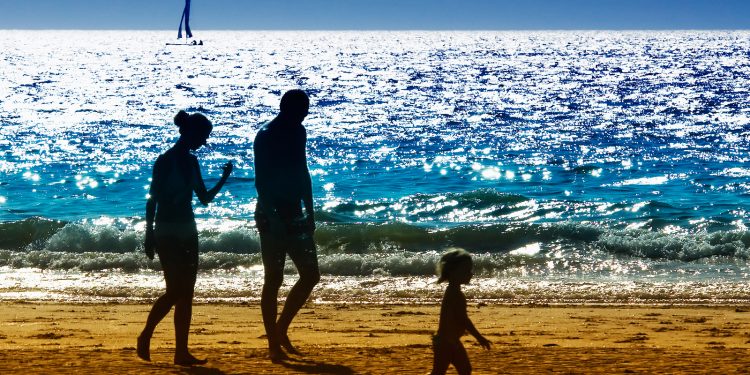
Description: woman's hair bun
174,110,190,128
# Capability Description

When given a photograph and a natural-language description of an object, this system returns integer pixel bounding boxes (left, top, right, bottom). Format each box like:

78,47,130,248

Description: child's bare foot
279,334,302,356
136,333,151,361
174,353,207,366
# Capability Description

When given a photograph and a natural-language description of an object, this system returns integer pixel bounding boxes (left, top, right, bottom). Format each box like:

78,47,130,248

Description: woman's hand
221,161,233,179
144,228,155,260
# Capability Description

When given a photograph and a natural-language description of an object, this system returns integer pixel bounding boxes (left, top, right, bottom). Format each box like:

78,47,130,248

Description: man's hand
305,214,316,233
144,229,155,260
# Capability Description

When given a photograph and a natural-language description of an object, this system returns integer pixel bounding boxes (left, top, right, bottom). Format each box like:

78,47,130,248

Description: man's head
280,89,309,122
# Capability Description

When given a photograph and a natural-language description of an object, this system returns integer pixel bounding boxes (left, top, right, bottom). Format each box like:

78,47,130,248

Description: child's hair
436,248,472,283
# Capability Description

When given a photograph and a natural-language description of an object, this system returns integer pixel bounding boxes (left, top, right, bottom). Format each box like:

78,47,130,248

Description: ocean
1,30,750,304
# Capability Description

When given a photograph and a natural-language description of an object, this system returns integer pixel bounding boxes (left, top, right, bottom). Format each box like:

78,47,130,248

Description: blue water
1,30,750,303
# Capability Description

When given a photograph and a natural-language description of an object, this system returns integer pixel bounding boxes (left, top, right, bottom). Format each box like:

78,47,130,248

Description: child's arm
466,317,491,349
454,288,491,349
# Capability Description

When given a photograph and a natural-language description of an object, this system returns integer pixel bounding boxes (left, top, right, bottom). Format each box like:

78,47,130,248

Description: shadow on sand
175,365,227,375
279,357,355,374
145,361,227,375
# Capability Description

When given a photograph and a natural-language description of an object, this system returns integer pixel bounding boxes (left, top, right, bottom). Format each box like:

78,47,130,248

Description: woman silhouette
137,110,232,366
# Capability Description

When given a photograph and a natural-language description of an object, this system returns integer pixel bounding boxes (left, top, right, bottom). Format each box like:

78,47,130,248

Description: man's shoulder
255,121,273,138
154,151,170,166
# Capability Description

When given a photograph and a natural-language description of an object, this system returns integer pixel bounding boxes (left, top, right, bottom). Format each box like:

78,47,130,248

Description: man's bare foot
136,333,151,361
174,353,207,366
279,334,302,356
268,346,289,362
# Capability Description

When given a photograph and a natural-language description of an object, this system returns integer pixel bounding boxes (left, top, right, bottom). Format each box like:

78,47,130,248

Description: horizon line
2,28,750,32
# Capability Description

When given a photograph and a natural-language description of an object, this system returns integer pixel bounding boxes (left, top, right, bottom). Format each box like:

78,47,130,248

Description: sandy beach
1,301,750,374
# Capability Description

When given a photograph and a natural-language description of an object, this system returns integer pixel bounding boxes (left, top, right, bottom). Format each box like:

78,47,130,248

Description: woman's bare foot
136,333,151,361
174,353,207,366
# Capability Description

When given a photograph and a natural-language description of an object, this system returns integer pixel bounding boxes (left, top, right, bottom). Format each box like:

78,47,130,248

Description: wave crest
597,229,750,261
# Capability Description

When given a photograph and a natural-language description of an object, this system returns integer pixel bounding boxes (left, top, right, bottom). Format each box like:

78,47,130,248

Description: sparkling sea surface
1,30,750,303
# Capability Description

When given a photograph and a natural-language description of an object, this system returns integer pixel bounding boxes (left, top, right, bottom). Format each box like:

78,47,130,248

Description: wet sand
1,302,750,374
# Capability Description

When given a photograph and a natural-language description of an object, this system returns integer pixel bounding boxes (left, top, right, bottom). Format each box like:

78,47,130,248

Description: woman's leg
172,246,204,365
172,267,195,359
138,253,181,361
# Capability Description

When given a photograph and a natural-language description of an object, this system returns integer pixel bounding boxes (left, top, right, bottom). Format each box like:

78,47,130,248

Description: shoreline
7,296,750,307
2,301,750,373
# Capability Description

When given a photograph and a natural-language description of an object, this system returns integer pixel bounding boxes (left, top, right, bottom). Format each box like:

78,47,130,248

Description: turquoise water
1,30,750,303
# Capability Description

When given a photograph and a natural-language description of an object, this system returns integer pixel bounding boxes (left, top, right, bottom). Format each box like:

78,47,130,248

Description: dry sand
1,301,750,374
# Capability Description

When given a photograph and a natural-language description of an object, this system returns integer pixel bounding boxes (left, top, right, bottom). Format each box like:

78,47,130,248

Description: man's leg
260,232,287,360
276,236,320,354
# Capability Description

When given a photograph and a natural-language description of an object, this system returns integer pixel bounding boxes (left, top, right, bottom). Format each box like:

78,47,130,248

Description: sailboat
166,0,203,46
177,0,192,39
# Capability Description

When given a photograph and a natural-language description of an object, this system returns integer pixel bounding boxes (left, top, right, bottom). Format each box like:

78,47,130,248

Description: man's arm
300,129,315,223
254,130,285,235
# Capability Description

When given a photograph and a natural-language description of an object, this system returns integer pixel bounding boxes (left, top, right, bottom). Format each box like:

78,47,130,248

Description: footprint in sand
29,332,69,340
706,341,726,349
683,317,709,324
614,333,649,343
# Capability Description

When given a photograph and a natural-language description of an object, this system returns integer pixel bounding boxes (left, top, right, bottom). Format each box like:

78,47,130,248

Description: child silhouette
431,249,491,375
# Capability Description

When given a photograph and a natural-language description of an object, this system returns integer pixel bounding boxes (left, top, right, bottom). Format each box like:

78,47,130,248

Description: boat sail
177,0,193,39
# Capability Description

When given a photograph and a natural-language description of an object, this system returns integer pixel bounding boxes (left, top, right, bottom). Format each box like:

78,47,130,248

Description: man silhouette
253,89,319,361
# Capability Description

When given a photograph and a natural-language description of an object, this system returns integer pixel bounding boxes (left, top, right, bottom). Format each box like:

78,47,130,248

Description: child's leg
430,336,451,375
451,342,472,375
